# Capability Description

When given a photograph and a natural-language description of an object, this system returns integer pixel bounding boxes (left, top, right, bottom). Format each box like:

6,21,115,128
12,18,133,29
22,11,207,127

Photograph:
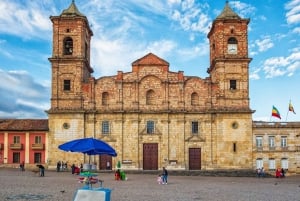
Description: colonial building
46,1,253,171
0,119,48,168
0,2,299,174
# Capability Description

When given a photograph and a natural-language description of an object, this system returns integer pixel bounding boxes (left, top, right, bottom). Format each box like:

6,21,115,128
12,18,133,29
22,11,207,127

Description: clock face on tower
228,44,237,54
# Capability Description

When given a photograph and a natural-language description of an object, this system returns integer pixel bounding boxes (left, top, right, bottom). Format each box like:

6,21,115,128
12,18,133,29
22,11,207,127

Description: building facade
0,2,299,174
0,119,48,168
46,1,253,171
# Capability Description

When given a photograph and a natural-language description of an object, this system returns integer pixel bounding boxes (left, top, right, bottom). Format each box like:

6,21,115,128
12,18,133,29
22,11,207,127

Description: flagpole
285,110,289,121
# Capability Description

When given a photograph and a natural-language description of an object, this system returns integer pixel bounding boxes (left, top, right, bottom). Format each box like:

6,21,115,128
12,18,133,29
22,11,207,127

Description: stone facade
0,2,298,175
45,2,255,171
1,1,297,174
253,122,300,174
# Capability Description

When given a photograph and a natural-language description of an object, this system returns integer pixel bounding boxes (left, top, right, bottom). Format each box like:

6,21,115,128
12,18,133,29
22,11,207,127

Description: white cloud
91,37,177,76
292,27,300,34
262,51,300,78
250,68,260,80
0,0,52,39
0,69,50,118
255,37,274,52
285,0,300,24
170,1,211,34
177,41,208,59
230,1,256,18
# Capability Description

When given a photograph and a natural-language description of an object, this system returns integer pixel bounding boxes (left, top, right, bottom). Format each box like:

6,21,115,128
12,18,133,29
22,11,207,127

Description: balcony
31,143,45,150
10,143,23,150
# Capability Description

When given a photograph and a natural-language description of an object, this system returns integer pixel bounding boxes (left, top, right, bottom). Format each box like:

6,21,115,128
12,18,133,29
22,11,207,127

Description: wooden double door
143,143,158,170
99,154,112,170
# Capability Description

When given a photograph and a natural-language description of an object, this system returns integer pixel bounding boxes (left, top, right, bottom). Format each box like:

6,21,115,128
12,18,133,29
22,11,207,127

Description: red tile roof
0,119,48,131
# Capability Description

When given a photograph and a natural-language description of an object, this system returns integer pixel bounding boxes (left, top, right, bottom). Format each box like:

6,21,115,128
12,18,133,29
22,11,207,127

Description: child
157,174,163,184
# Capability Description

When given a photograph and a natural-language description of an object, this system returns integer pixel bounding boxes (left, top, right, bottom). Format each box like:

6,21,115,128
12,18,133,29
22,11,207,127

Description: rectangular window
13,136,20,144
63,80,71,91
268,136,275,150
230,80,237,90
281,158,288,169
233,142,237,152
256,158,263,169
147,121,155,134
35,136,42,144
268,159,276,170
34,153,42,163
256,136,263,148
13,152,20,163
281,136,287,148
102,121,110,134
191,121,199,134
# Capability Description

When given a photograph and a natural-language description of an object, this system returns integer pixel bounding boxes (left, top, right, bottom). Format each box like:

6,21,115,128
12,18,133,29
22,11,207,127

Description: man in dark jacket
36,164,45,177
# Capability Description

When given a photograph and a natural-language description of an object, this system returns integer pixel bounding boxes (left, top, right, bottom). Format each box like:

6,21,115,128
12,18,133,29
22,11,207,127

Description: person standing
57,161,61,172
162,167,168,184
36,164,45,177
281,168,285,177
20,161,25,171
71,164,75,174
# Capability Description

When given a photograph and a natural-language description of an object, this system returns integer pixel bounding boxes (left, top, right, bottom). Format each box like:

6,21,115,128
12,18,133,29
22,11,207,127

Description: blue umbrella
58,137,117,156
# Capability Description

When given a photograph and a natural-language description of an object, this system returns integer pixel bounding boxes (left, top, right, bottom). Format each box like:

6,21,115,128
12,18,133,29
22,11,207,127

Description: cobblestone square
1,168,299,201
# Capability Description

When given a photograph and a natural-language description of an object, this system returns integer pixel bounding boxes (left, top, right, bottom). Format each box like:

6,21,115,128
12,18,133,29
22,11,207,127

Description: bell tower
207,1,252,111
48,1,93,111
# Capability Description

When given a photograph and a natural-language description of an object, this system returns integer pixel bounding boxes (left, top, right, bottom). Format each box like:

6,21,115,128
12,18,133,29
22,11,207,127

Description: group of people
275,168,285,178
71,163,83,175
157,167,168,184
256,167,265,177
257,167,286,178
56,161,69,172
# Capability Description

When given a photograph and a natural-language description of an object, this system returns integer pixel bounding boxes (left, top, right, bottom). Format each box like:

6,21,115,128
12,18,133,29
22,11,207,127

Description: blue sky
0,0,299,122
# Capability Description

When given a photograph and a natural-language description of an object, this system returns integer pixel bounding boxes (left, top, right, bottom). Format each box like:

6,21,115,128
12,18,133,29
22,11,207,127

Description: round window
232,121,238,129
63,123,70,129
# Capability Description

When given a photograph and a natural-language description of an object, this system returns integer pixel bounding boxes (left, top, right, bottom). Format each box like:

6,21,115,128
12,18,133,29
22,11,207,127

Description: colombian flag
272,106,281,119
289,101,296,114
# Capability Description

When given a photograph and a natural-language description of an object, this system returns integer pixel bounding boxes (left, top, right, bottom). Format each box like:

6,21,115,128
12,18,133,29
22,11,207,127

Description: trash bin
120,171,126,180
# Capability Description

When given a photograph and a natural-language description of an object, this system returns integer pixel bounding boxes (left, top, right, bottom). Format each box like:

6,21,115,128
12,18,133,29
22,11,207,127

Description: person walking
162,167,168,184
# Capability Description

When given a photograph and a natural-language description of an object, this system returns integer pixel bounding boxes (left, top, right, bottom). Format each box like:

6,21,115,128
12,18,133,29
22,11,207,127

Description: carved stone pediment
185,135,205,142
138,127,162,135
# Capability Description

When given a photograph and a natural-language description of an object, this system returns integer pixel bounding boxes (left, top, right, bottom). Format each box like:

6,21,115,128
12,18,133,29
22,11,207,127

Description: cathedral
0,1,299,174
47,1,253,171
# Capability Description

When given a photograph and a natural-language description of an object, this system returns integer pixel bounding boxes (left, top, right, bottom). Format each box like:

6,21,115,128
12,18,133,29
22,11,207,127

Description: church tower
48,1,93,111
46,1,94,168
207,2,253,169
207,1,252,111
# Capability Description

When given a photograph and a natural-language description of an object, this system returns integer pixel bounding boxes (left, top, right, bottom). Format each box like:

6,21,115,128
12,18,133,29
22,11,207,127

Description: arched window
228,37,238,54
228,37,237,44
102,92,109,105
191,92,199,106
146,90,155,105
64,37,73,55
